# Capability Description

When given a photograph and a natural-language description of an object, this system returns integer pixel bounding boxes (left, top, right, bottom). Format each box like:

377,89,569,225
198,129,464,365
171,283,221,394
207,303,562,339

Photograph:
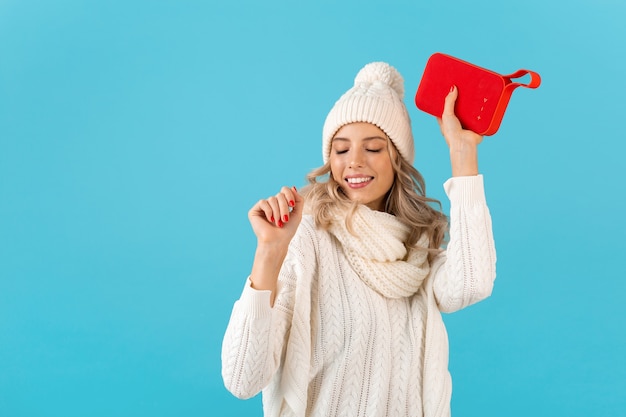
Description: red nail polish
450,85,455,92
283,214,289,222
270,216,275,223
292,186,297,192
278,220,284,228
289,200,295,207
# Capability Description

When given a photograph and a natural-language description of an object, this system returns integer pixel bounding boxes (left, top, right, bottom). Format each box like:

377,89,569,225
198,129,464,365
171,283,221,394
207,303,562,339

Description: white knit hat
322,62,414,164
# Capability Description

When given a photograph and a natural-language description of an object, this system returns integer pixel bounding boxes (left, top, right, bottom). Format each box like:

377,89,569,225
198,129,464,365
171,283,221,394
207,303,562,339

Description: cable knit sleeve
432,175,497,313
221,217,318,400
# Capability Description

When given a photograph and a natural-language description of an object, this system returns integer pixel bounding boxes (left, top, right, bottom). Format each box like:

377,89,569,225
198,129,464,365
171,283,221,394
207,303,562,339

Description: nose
349,149,365,168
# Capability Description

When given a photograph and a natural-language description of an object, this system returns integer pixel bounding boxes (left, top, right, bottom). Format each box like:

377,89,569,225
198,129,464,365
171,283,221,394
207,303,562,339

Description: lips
345,176,373,188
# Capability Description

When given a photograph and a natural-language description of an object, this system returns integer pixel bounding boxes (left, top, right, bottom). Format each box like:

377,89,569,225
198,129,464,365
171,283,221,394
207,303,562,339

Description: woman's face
329,122,396,211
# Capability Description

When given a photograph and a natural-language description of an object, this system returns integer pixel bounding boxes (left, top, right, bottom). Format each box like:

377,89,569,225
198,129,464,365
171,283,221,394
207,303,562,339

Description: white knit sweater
222,175,497,417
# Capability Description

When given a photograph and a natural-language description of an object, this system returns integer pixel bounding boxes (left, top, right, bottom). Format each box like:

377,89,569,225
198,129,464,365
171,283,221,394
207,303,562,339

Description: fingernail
450,85,455,92
278,220,284,228
270,216,275,223
289,200,295,207
292,186,298,192
283,214,289,222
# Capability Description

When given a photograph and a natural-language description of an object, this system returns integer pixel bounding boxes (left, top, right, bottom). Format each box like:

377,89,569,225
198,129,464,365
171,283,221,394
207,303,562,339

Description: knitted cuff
443,174,486,206
236,277,273,319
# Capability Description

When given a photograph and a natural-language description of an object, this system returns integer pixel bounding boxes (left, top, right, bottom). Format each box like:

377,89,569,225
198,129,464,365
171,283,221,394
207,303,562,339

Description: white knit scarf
328,205,430,298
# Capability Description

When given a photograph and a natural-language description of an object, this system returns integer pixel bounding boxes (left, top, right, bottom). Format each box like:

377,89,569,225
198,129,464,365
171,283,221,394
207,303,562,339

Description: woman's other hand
247,186,304,302
248,186,304,247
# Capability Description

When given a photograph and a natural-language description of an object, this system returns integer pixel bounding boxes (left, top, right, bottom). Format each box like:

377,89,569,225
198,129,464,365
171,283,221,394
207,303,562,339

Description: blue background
1,0,625,416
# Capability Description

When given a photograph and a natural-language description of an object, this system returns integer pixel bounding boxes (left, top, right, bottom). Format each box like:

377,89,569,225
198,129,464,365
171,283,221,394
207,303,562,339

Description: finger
251,186,306,229
292,186,304,206
274,191,291,225
266,196,284,227
442,85,458,116
250,199,274,223
288,186,305,219
280,185,305,211
279,186,297,212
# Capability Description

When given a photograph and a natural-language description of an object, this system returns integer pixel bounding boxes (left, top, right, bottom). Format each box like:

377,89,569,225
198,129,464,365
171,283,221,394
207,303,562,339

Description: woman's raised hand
248,186,304,249
437,85,483,177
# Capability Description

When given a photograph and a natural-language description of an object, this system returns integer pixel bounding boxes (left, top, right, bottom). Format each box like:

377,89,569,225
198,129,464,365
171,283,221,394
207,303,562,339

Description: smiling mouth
346,177,373,185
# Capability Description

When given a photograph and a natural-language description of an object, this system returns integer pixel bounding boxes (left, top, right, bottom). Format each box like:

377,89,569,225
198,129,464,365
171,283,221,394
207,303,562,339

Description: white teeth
347,177,371,184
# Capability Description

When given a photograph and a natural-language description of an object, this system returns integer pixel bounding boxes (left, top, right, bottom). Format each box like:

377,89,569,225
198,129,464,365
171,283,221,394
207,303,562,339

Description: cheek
329,161,342,181
375,159,396,186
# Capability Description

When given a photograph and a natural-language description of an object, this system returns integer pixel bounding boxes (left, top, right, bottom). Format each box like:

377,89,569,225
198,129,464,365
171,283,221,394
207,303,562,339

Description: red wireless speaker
414,52,541,136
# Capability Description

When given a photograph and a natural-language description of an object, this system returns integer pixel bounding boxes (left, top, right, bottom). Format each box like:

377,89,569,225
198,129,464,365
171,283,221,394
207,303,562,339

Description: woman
221,62,497,417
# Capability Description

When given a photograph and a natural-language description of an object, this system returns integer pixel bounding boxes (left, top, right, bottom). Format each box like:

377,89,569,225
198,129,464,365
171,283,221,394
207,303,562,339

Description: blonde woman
222,62,496,417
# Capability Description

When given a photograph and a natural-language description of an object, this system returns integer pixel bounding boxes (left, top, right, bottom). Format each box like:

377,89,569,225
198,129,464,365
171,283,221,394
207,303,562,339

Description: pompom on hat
322,62,415,164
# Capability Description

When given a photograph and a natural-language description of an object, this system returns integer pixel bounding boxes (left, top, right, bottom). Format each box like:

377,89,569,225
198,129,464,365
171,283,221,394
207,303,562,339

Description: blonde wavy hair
302,138,448,262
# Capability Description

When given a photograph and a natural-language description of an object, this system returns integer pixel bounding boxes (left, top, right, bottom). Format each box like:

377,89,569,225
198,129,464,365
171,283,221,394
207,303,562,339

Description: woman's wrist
449,145,479,177
249,244,288,297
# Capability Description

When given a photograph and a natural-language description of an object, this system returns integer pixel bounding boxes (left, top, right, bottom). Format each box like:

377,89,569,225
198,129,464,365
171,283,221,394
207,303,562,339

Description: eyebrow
331,136,388,143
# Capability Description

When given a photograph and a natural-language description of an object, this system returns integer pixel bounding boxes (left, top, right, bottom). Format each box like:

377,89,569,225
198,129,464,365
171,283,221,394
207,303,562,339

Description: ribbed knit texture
322,62,415,164
328,205,430,298
222,175,497,417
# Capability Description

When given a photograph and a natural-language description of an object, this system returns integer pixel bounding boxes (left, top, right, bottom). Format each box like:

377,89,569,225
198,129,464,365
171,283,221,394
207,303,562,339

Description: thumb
442,85,458,117
290,186,305,218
